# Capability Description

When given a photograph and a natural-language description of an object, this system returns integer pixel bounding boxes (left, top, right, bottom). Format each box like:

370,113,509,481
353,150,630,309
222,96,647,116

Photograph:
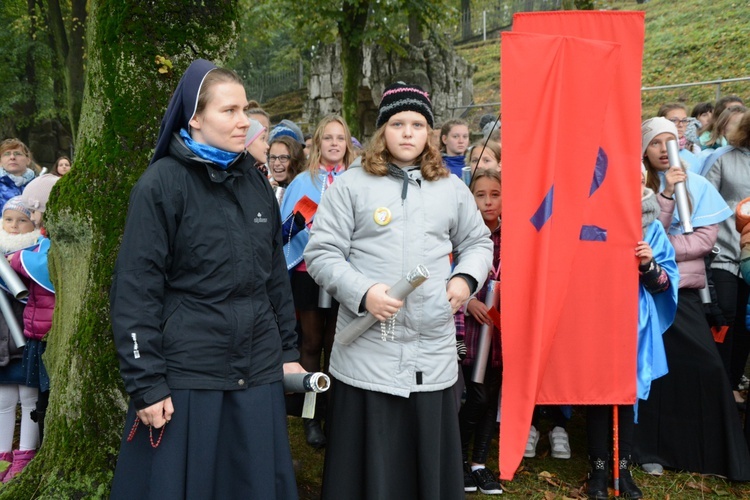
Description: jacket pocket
160,297,183,333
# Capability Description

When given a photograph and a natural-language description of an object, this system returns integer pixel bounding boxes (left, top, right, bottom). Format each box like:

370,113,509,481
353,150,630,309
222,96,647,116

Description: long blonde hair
362,123,447,181
306,115,356,181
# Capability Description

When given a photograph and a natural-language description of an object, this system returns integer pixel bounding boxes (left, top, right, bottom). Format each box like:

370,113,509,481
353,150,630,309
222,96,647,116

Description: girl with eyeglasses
268,136,304,190
657,103,701,173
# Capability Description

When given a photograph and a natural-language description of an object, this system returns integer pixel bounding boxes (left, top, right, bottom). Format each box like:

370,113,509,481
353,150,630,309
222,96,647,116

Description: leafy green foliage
0,1,59,136
0,1,241,497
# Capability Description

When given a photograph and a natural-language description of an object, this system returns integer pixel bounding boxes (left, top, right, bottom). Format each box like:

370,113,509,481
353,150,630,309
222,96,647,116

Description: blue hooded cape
637,221,678,407
658,170,732,234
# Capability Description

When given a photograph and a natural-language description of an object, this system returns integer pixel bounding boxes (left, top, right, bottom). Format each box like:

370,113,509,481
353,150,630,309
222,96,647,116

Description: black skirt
321,379,464,500
110,382,298,499
633,289,750,480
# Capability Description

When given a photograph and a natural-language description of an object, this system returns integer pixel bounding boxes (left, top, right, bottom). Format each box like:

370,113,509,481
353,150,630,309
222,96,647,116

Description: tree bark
408,11,423,45
43,0,88,143
66,0,86,143
0,0,239,497
338,0,369,138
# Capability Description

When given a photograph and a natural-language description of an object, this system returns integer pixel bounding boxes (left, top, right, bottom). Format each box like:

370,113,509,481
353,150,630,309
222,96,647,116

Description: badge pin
373,207,392,226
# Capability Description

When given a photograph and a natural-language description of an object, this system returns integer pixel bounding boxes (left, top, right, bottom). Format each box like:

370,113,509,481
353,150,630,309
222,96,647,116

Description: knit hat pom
376,82,434,129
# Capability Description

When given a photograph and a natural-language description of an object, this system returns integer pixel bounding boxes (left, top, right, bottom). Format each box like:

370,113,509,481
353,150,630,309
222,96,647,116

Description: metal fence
641,77,750,102
446,77,750,114
453,0,564,44
245,60,306,102
452,0,641,44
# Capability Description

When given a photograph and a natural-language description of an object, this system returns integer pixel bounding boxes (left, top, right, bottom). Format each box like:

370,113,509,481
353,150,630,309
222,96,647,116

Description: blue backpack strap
699,145,734,176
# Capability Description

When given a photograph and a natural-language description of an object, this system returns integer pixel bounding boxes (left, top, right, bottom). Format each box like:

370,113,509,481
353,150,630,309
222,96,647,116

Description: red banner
500,11,644,480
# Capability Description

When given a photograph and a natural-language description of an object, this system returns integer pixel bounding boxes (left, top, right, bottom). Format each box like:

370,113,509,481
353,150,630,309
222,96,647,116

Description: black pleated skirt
633,289,750,481
110,382,298,499
321,378,464,500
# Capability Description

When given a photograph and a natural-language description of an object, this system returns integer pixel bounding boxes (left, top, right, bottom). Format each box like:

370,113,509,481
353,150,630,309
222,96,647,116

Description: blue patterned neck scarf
179,129,240,170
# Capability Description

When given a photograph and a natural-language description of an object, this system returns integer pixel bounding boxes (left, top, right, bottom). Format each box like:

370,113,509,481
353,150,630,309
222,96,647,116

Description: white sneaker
549,426,571,459
641,462,664,476
524,425,540,458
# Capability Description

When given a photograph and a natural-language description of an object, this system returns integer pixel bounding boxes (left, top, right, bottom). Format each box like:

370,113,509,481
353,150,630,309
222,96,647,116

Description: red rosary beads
126,416,166,448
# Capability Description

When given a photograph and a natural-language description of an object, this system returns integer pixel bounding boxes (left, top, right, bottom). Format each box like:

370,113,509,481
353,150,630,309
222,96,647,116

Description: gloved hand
456,340,467,362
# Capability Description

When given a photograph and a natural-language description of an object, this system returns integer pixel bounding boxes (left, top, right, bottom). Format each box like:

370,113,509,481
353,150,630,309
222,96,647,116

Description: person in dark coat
109,59,303,499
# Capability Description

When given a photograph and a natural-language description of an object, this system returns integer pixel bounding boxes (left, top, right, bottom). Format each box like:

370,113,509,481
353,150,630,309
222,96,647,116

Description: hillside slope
458,0,750,122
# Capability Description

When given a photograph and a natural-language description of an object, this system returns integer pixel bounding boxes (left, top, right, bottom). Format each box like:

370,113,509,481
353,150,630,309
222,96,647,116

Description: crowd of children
5,57,750,500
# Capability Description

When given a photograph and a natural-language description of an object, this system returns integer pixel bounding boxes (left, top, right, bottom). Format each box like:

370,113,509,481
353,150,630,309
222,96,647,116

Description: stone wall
304,38,474,138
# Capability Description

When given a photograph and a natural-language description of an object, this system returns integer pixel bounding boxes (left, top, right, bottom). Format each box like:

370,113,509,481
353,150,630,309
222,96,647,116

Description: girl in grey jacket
305,82,493,500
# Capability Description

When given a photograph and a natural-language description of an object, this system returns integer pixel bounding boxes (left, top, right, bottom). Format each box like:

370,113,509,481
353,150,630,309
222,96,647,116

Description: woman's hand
283,362,307,375
136,396,174,428
446,277,470,314
661,166,687,198
365,283,403,322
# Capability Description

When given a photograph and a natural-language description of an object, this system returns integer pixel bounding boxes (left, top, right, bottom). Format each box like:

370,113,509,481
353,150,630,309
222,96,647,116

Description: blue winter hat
150,59,218,165
269,119,304,144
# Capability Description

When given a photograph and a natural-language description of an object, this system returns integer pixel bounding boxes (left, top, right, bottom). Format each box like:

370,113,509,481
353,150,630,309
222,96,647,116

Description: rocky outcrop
304,38,474,137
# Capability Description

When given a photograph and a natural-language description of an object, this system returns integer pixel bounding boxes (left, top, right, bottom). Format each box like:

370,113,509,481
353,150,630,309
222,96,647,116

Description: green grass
290,407,750,499
457,0,750,123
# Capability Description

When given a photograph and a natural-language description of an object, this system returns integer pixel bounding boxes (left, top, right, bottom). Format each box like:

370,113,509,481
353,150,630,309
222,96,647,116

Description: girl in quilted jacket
4,175,59,481
0,195,43,482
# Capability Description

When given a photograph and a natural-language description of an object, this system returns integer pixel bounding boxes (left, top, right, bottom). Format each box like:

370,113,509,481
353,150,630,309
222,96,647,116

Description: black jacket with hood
110,135,299,410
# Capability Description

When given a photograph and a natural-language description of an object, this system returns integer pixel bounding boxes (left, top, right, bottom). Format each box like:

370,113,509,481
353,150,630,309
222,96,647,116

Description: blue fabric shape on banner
589,147,608,197
530,186,554,232
579,225,607,242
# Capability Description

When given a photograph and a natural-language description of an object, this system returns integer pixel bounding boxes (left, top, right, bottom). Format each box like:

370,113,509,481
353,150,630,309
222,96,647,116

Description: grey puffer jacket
304,165,493,397
705,147,750,276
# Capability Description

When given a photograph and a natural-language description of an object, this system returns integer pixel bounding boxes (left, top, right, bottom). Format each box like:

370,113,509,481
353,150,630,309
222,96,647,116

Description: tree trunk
16,0,39,145
461,0,471,40
408,11,423,45
43,0,92,144
338,0,369,138
574,0,595,9
66,0,86,143
0,0,239,497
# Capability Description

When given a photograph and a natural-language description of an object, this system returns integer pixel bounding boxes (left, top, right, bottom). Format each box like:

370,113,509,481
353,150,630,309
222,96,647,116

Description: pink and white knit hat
376,82,434,129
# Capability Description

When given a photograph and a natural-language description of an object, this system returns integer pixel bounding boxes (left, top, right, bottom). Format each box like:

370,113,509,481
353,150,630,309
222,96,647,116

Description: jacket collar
168,133,250,183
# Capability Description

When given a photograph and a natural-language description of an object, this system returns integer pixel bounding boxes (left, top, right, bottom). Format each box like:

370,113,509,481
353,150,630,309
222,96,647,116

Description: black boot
618,457,643,499
303,418,326,449
587,456,609,500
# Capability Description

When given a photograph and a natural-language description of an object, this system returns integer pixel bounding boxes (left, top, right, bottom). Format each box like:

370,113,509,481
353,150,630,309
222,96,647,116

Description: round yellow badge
373,207,392,226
